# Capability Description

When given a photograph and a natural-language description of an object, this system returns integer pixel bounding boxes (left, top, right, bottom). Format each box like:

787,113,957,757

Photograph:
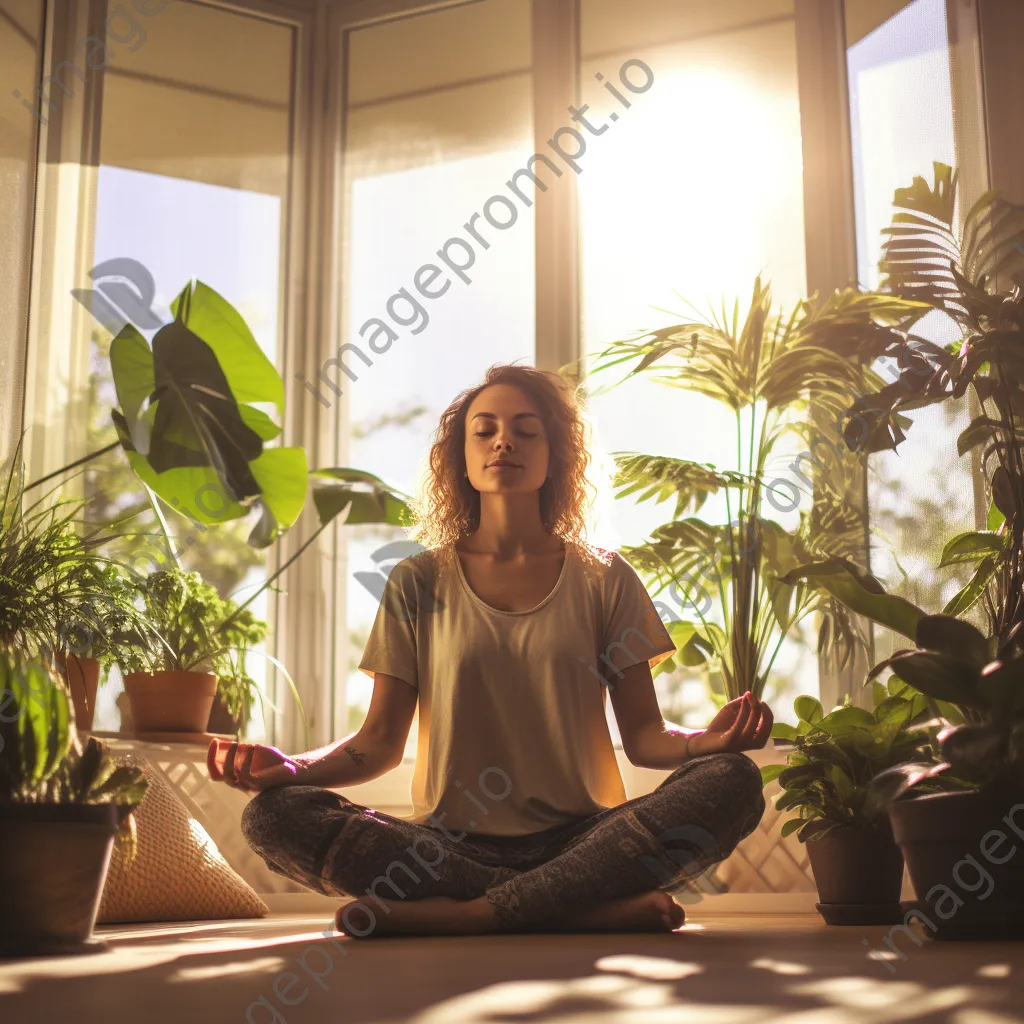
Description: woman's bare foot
334,895,496,937
551,891,685,933
333,890,684,938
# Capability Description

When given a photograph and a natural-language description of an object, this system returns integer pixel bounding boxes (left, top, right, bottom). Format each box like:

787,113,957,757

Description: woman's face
464,384,551,496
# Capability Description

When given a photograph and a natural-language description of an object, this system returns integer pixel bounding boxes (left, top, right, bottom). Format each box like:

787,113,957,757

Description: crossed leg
241,752,765,936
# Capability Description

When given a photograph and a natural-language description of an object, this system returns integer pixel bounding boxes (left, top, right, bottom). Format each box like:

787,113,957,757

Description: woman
209,364,771,936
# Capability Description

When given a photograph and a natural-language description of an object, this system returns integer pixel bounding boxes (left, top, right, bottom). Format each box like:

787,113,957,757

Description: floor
1,912,1022,1024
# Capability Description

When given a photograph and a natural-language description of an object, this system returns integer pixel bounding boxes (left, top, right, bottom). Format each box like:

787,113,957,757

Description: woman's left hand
689,691,773,756
207,739,302,793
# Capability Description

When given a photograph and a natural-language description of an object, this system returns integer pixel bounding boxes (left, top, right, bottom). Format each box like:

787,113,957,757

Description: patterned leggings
240,751,765,932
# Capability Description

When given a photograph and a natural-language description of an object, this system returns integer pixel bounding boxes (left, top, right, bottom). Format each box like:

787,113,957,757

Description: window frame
20,0,320,746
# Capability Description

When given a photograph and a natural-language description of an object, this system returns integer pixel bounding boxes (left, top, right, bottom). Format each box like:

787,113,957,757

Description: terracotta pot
889,787,1024,939
55,653,101,732
122,670,218,733
0,802,117,956
804,819,905,924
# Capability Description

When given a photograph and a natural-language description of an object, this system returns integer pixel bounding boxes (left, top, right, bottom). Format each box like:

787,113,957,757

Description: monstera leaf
109,281,308,548
310,468,413,528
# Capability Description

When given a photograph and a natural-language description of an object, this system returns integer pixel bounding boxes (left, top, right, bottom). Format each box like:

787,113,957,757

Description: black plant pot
804,819,905,925
889,787,1024,940
0,802,118,957
206,689,248,737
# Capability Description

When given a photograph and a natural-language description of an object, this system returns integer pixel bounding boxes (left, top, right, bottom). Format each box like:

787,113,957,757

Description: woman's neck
462,493,562,557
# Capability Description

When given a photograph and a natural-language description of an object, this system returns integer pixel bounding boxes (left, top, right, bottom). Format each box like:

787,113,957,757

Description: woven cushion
98,755,269,923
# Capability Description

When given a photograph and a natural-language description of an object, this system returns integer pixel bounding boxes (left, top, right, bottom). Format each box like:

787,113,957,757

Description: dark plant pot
55,653,101,732
889,787,1024,940
0,802,117,957
804,820,905,925
206,689,248,737
122,670,217,733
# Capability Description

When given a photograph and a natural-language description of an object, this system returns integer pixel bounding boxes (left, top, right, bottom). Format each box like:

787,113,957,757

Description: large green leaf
311,468,413,528
794,695,823,725
239,405,282,441
938,530,1007,568
942,556,999,617
148,320,263,501
107,284,307,546
816,704,876,736
249,447,310,538
611,453,746,519
870,650,978,707
170,280,284,413
651,620,713,678
781,558,926,639
915,614,992,669
109,324,155,447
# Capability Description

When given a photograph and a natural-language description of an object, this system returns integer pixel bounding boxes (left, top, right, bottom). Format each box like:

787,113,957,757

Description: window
22,0,300,738
579,0,812,732
337,0,535,753
846,0,989,663
10,0,998,768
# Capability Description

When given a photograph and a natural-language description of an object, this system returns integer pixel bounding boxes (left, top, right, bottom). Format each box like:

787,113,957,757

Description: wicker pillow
98,755,269,923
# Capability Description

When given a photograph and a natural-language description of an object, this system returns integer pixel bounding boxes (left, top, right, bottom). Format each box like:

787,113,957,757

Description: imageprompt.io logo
72,257,164,335
355,541,444,622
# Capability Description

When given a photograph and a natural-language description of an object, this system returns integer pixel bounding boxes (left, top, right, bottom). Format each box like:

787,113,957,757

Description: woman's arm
209,674,417,791
610,662,772,769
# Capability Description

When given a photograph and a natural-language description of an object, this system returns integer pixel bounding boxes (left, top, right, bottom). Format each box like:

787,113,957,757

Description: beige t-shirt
358,542,677,836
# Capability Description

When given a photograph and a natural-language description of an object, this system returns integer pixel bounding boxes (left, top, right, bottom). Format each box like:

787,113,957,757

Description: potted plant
52,564,158,732
590,277,925,706
764,683,933,924
784,163,1024,938
20,280,415,741
113,568,251,734
861,615,1024,938
0,651,147,956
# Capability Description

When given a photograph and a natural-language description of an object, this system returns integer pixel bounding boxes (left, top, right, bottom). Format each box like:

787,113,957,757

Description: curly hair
411,364,596,557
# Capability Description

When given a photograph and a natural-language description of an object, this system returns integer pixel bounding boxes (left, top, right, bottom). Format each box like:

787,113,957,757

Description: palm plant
781,163,1024,799
591,277,926,701
834,163,1024,644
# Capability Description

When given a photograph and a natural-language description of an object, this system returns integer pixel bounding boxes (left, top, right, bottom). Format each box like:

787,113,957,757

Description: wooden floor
1,912,1022,1023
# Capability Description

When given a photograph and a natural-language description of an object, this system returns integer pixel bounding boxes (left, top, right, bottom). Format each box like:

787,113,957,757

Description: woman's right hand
207,739,303,793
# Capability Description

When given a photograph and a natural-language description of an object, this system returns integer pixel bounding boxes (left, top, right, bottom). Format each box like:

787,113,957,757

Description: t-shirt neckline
453,542,570,616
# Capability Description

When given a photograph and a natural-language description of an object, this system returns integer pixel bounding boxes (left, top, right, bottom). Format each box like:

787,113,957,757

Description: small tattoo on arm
344,745,366,766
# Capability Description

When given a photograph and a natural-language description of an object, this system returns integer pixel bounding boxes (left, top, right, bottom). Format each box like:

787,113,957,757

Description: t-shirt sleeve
357,557,422,690
600,552,678,675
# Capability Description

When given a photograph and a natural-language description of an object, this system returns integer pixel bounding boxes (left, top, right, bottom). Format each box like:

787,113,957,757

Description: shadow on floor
1,916,1022,1024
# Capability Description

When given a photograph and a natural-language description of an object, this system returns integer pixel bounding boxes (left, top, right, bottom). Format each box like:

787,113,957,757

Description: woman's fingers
237,744,257,789
726,692,752,745
223,741,244,786
752,701,774,747
207,739,224,781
